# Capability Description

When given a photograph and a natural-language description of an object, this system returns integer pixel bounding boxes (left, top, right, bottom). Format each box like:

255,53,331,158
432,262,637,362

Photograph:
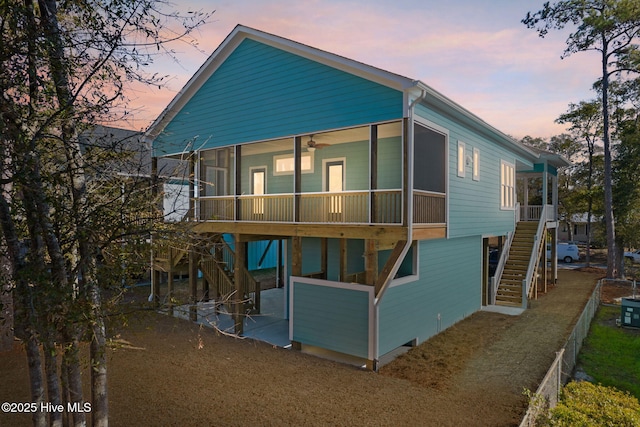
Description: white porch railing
520,204,555,222
196,189,446,225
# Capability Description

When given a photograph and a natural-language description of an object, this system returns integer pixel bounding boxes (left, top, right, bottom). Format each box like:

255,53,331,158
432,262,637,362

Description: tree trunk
64,339,87,427
25,335,46,427
90,284,109,427
43,339,63,427
601,41,617,278
586,149,594,267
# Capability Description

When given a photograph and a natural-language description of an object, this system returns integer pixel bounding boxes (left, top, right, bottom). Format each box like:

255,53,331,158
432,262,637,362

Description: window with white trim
473,148,480,181
500,161,515,209
273,153,313,175
457,141,465,178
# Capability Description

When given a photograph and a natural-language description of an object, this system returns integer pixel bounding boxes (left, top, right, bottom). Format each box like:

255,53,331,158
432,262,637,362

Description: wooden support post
202,275,210,302
189,246,198,321
151,268,160,305
292,236,302,276
482,238,489,306
234,236,246,335
167,252,174,316
339,238,347,282
321,238,328,279
364,239,378,285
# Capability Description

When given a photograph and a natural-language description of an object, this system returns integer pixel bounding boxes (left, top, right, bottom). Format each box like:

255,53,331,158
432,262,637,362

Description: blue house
145,25,569,369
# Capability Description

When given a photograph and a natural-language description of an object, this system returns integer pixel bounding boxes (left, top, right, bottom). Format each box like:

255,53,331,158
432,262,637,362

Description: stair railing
210,237,259,311
490,202,520,305
491,230,514,305
521,205,548,309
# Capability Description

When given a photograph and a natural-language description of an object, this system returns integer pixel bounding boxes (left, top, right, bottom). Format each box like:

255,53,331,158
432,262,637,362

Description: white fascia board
414,81,540,162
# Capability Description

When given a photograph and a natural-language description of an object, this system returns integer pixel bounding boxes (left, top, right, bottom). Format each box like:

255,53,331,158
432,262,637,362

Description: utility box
621,298,640,328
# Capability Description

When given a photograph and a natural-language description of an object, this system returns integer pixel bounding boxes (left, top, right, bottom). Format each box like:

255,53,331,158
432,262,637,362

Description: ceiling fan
306,135,329,151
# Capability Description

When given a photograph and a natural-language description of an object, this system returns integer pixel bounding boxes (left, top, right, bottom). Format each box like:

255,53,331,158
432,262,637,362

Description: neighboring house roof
81,125,186,179
144,24,568,169
559,213,601,224
525,146,571,169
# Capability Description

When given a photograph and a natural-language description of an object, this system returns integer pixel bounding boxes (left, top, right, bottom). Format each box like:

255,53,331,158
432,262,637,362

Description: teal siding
240,136,397,194
378,236,481,356
378,136,403,189
155,39,403,156
292,282,371,358
414,103,533,238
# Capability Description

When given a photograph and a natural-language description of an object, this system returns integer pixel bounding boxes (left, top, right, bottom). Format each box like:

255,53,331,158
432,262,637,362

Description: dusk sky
125,0,601,140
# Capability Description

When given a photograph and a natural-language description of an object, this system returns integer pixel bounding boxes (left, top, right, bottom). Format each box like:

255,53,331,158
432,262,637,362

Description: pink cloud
122,0,602,140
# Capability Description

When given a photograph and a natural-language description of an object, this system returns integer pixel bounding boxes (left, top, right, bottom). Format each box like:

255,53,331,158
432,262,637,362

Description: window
457,141,465,178
325,160,344,214
413,123,446,193
500,161,515,209
251,167,266,214
473,148,480,181
273,153,313,175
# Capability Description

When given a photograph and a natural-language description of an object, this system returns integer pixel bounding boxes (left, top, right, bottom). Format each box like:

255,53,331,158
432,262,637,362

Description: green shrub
547,381,640,426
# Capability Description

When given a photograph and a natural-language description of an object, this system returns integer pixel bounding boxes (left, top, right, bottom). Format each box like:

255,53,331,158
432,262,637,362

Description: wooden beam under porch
193,221,419,241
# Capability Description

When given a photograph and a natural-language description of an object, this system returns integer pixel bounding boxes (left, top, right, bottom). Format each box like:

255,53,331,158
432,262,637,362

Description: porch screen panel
413,124,445,193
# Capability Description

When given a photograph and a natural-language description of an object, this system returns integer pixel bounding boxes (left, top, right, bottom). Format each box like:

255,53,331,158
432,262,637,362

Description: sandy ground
0,269,608,426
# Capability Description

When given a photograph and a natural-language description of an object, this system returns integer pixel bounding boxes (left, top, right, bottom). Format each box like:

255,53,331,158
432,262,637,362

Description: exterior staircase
151,235,260,316
198,236,260,313
495,221,539,306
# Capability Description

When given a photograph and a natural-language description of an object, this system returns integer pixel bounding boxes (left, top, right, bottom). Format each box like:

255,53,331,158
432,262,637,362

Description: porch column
552,175,558,222
370,125,378,223
294,136,302,222
189,151,195,221
542,163,549,211
235,146,242,221
523,177,529,221
402,118,410,227
551,227,558,284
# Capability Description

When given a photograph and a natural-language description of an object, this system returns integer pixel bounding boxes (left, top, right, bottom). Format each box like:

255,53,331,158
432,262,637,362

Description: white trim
457,141,466,178
249,166,267,214
411,115,450,238
387,241,420,287
273,152,314,176
500,160,516,210
322,157,347,192
472,147,480,181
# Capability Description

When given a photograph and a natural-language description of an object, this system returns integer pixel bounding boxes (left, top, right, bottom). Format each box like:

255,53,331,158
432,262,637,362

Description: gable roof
144,24,569,169
144,25,419,143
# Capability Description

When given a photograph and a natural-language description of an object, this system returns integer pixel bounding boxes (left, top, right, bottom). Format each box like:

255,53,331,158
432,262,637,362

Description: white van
547,243,580,263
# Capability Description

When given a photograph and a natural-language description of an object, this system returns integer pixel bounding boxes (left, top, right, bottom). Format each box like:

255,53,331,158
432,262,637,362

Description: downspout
374,86,426,307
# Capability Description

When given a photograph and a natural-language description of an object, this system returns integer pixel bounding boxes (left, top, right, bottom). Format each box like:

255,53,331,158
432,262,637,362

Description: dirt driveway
0,269,602,426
